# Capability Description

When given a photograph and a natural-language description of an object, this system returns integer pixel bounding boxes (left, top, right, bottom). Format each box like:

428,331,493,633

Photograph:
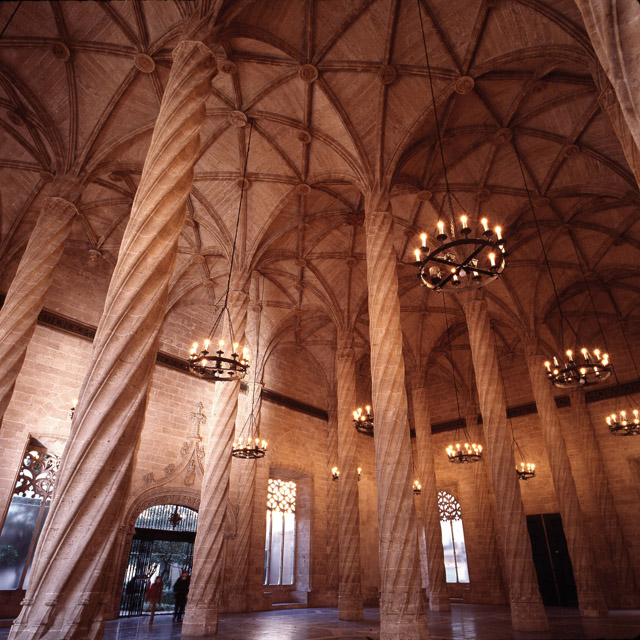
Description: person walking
145,576,163,625
173,571,190,623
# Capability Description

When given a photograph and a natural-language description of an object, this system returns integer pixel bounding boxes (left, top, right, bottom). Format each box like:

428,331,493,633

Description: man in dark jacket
172,571,190,622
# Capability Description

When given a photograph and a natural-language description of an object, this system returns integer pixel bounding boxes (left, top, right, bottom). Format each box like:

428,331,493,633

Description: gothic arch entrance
119,504,198,617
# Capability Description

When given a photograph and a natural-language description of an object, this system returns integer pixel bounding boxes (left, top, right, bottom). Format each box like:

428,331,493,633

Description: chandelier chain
512,136,578,349
442,294,462,421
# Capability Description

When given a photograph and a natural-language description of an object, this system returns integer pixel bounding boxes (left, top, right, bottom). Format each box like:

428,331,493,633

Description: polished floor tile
1,605,639,639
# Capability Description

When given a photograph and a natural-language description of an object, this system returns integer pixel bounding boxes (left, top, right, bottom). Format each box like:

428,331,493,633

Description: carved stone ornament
299,64,319,83
134,53,156,74
135,402,207,493
7,110,24,126
51,41,71,62
296,183,311,196
40,171,56,183
378,65,397,85
295,257,307,267
201,278,215,289
494,127,513,144
534,196,550,208
109,172,124,182
220,60,237,74
564,144,580,157
191,254,206,264
297,129,312,144
454,75,475,95
345,257,356,267
228,110,248,127
477,187,491,201
88,248,102,264
236,177,251,190
417,190,432,201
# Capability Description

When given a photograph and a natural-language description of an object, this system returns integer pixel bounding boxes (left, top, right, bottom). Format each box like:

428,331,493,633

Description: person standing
173,571,190,623
145,577,163,625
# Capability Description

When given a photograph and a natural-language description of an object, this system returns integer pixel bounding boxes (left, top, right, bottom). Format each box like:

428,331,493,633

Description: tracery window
0,440,60,590
263,479,296,586
438,490,470,583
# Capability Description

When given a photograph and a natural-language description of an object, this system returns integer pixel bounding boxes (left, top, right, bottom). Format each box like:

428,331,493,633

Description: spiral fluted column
464,296,548,630
228,274,263,612
526,352,608,617
409,384,450,612
183,288,248,636
335,340,364,620
7,40,216,640
569,389,638,608
364,206,428,640
325,407,340,597
0,196,77,427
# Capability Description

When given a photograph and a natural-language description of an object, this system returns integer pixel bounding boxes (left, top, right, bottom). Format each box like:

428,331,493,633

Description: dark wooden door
526,513,578,607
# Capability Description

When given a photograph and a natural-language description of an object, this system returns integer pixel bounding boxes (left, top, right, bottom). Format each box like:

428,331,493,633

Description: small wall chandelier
331,466,340,481
188,122,254,382
606,409,640,436
232,273,268,459
413,0,505,293
516,461,536,480
544,348,611,388
353,405,374,434
412,479,422,495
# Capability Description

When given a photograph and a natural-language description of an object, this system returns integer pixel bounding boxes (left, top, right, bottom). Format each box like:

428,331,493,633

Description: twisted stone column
8,40,216,640
364,206,428,640
526,352,608,617
335,341,364,620
325,407,340,597
228,274,263,612
591,61,640,188
569,389,639,608
0,196,77,427
409,384,450,612
463,296,547,630
183,288,248,637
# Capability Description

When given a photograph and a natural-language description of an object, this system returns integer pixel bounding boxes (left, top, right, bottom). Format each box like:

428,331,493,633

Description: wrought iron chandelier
412,479,422,495
441,295,483,464
232,273,268,459
512,139,612,390
188,122,254,381
353,405,374,434
331,466,340,481
412,1,505,293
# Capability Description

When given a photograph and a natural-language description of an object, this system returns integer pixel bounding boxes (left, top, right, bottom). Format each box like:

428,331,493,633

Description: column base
338,594,364,620
181,603,219,637
510,600,549,631
380,613,429,640
427,590,451,612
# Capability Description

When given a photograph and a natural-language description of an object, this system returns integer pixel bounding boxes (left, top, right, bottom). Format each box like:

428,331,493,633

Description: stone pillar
590,61,640,188
0,195,77,427
575,0,640,153
409,384,450,612
335,340,364,620
363,203,428,640
569,389,639,608
463,296,548,631
325,407,340,599
7,40,216,640
526,351,608,617
182,287,248,637
227,273,263,612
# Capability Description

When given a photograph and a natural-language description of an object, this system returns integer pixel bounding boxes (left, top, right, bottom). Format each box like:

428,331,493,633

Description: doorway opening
119,504,197,617
526,512,578,606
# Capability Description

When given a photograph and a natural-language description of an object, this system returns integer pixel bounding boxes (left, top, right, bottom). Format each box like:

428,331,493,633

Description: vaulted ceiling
1,0,638,404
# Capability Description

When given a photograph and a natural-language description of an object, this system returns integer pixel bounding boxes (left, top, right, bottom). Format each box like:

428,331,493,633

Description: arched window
263,479,296,586
0,439,60,591
438,490,470,583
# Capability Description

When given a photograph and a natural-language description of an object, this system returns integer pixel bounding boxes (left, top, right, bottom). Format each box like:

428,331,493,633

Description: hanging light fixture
357,466,362,482
232,274,268,459
168,506,183,529
605,307,640,436
188,122,254,381
353,405,374,434
331,466,340,481
412,479,422,495
441,295,483,463
511,138,612,389
412,1,505,293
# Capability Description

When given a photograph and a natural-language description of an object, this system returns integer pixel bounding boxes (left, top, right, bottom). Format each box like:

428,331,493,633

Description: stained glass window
438,490,469,583
0,440,60,590
263,479,296,586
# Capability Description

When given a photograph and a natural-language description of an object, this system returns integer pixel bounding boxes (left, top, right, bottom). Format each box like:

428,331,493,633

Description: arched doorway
119,504,197,617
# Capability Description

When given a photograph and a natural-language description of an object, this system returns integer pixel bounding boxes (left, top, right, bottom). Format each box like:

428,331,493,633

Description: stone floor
1,606,639,639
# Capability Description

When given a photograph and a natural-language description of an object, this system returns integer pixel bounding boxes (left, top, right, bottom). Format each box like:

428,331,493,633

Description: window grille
263,479,296,586
437,490,470,583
